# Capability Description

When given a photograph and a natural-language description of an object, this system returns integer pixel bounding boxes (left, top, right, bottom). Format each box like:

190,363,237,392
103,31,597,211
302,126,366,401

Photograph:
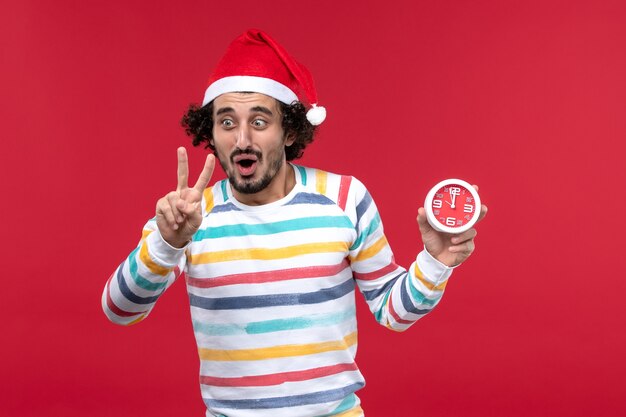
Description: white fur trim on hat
202,76,299,106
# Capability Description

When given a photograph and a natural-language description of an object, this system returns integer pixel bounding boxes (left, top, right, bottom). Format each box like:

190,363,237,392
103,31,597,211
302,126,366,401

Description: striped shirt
102,165,453,417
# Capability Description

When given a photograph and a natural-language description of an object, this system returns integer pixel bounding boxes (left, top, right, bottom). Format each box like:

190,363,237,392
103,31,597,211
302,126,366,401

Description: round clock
424,179,481,234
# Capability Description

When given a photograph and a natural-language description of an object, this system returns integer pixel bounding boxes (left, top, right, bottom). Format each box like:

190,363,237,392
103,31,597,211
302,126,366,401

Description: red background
2,0,625,416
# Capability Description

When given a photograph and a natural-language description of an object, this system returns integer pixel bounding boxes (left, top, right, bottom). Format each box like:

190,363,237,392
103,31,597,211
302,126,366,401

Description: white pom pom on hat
202,29,326,126
306,104,326,126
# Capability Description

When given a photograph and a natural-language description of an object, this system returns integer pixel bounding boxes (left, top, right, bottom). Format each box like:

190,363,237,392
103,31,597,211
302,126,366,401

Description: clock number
449,187,461,196
446,217,456,226
463,204,474,213
433,199,443,208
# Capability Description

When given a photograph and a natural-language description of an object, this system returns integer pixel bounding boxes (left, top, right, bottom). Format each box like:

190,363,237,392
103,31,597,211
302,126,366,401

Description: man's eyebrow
215,106,274,116
215,107,234,116
250,106,273,116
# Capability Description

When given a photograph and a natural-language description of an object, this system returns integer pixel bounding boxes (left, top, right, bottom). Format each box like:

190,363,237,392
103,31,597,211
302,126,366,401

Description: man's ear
285,132,296,147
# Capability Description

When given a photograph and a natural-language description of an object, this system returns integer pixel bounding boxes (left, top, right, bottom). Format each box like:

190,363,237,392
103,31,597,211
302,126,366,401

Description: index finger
177,147,189,192
192,153,216,192
416,207,434,232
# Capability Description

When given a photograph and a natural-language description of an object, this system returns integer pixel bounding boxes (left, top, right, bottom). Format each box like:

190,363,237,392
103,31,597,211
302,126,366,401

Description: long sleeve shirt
103,165,453,417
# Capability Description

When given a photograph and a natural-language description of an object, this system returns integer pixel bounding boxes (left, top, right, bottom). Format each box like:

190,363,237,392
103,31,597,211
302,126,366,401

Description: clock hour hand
450,192,456,209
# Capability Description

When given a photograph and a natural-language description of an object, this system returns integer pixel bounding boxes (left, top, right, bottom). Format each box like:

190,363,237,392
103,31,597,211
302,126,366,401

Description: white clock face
425,179,481,234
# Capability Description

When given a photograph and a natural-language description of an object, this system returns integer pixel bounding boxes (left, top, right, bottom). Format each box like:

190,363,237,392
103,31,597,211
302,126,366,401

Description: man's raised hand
417,185,488,267
156,147,215,248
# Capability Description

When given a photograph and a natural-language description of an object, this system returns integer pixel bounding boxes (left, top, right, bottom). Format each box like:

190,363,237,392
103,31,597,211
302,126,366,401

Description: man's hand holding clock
417,179,488,267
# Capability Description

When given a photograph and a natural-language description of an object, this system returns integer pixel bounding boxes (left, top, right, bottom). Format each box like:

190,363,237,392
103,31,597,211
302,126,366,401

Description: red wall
3,0,626,416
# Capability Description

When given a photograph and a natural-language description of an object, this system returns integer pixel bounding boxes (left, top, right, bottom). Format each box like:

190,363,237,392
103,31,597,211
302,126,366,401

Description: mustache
230,149,262,162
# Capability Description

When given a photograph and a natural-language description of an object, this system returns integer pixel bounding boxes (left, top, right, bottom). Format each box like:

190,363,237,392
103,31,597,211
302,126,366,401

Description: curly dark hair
181,99,317,161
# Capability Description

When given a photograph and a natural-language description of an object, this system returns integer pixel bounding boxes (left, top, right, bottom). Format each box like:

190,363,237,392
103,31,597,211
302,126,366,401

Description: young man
103,29,486,417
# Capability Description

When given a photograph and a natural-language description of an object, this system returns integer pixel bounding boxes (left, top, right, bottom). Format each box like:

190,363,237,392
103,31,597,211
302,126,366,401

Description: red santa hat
202,29,326,126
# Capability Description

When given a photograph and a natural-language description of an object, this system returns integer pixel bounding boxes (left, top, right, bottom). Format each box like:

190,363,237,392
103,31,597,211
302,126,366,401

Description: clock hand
450,192,456,209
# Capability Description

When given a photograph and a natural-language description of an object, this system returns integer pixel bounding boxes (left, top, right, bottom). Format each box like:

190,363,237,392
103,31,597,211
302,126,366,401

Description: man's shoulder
292,164,369,208
201,178,232,214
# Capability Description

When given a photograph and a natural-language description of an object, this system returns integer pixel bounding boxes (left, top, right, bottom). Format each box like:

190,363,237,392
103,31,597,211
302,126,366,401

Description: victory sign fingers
156,148,215,248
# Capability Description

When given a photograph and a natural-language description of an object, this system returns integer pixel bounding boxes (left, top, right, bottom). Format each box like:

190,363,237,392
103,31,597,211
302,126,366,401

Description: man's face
211,92,294,196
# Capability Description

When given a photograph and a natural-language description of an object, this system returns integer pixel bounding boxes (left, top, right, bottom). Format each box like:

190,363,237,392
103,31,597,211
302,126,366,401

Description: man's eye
221,119,234,128
252,119,267,128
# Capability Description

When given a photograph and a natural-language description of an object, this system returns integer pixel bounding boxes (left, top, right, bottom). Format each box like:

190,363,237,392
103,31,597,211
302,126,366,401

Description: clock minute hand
450,192,457,209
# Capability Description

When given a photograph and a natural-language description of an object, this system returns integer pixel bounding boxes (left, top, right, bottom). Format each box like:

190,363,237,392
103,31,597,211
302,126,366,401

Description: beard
216,147,285,195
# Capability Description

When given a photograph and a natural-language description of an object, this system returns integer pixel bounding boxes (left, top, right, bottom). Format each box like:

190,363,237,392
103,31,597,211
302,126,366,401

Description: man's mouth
233,153,259,177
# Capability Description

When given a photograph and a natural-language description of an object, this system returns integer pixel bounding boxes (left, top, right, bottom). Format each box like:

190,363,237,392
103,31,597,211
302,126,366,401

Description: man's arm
102,148,215,325
101,223,188,325
349,179,486,331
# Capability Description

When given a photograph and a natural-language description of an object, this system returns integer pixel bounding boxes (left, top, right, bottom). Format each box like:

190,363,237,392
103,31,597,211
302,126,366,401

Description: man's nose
235,125,252,149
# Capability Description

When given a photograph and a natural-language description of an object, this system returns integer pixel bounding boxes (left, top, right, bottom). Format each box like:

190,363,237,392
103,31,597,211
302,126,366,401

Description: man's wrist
418,248,455,283
163,236,192,249
145,231,190,265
